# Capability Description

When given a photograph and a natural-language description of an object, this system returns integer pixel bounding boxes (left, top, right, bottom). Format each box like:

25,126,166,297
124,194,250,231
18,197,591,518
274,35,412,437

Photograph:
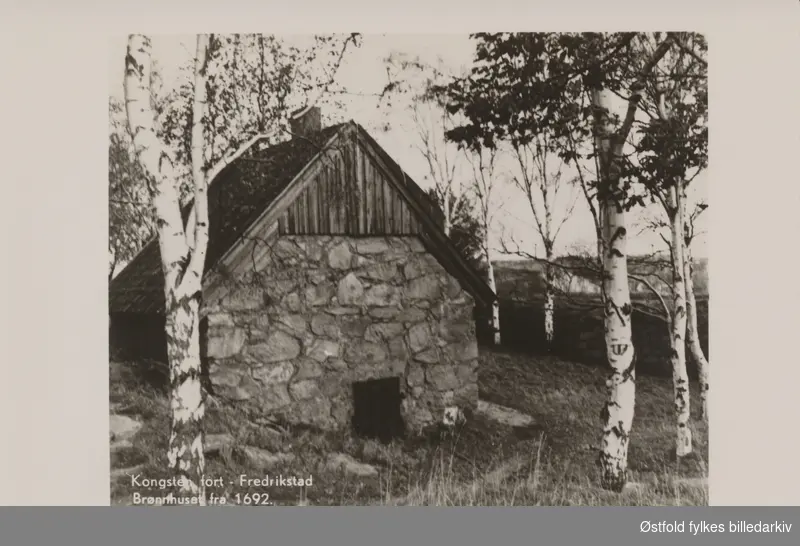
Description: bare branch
618,36,675,143
628,273,671,321
667,32,708,68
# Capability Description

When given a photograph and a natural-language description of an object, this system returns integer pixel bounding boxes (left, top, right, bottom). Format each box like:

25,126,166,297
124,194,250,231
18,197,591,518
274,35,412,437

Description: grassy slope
110,348,707,506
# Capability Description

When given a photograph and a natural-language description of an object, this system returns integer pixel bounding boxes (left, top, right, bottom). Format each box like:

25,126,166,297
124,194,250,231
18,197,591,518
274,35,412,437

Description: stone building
109,108,495,437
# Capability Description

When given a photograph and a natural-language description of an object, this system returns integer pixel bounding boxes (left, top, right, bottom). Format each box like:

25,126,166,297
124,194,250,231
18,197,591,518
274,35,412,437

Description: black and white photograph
107,32,709,506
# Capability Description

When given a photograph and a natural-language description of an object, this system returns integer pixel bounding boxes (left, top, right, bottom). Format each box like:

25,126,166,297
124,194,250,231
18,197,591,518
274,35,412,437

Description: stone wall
202,235,479,432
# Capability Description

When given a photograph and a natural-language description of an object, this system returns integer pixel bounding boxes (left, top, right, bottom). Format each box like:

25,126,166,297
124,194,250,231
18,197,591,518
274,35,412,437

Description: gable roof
109,121,495,315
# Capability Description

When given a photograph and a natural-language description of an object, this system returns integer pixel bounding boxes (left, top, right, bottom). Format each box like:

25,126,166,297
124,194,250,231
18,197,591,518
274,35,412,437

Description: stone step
476,400,535,428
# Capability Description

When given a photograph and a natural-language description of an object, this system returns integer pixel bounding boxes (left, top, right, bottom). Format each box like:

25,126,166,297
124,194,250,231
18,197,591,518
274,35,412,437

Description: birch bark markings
592,88,636,492
511,141,560,350
542,180,555,348
683,222,709,422
655,83,695,454
124,34,210,503
486,258,502,345
593,35,675,491
470,148,501,345
667,186,692,456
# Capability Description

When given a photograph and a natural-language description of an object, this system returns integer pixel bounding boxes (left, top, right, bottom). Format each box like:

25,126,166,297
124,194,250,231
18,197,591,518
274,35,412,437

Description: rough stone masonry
202,235,480,432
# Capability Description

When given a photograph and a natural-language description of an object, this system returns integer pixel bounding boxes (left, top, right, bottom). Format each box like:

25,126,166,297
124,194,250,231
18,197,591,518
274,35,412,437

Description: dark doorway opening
351,377,405,443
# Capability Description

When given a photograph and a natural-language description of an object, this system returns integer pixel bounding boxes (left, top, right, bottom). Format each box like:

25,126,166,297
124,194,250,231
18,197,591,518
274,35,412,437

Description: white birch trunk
667,187,692,457
542,170,555,349
593,88,636,492
543,249,555,350
442,189,451,236
592,37,673,490
486,258,501,345
543,287,554,348
683,237,709,422
124,34,210,504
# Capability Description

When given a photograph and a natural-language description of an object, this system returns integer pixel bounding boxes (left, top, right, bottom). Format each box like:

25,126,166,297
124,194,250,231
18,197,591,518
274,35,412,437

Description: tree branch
618,36,675,143
180,34,211,299
667,32,708,68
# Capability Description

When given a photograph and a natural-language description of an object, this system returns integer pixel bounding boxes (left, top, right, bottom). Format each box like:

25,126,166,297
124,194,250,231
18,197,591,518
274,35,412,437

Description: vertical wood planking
337,154,346,234
367,161,375,233
347,144,357,234
286,196,297,233
376,171,385,233
383,177,393,233
273,137,436,238
309,176,318,233
357,141,366,234
328,161,337,234
301,189,308,234
278,212,286,234
323,164,331,234
393,185,403,234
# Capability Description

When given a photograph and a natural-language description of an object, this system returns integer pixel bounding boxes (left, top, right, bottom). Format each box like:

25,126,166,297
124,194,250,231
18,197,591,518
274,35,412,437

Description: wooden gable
276,126,438,237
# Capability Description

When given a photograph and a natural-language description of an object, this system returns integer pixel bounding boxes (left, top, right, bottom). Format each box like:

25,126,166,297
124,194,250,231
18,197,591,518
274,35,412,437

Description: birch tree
636,32,708,446
425,187,485,270
123,34,359,501
683,203,709,421
443,32,678,490
467,146,503,344
125,34,212,502
508,135,578,349
380,53,465,235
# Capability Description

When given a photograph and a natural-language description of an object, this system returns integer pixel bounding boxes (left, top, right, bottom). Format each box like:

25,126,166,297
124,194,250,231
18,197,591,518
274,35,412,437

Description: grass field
110,347,708,506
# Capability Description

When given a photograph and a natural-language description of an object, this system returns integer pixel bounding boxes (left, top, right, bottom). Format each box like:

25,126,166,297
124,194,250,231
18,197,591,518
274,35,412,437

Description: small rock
311,314,341,338
307,338,340,362
328,242,353,269
205,433,234,455
275,314,308,337
406,275,441,299
290,379,321,400
337,272,365,305
305,282,334,307
426,365,459,390
240,446,296,470
354,239,390,254
415,348,440,364
364,284,397,306
207,326,247,359
476,400,534,428
294,358,323,380
247,331,301,362
109,414,143,442
252,361,295,384
325,453,378,478
407,323,433,353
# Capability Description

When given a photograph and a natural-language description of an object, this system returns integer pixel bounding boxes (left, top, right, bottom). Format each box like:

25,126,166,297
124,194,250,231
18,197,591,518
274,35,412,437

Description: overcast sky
108,34,708,260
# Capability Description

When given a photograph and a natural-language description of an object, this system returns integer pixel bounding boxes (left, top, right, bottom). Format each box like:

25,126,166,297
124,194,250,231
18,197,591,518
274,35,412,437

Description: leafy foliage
110,35,359,278
158,34,359,185
108,98,154,278
425,188,486,274
439,32,679,212
634,33,708,201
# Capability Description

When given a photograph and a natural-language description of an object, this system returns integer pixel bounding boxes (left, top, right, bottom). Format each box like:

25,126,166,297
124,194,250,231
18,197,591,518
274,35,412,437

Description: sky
108,34,708,261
